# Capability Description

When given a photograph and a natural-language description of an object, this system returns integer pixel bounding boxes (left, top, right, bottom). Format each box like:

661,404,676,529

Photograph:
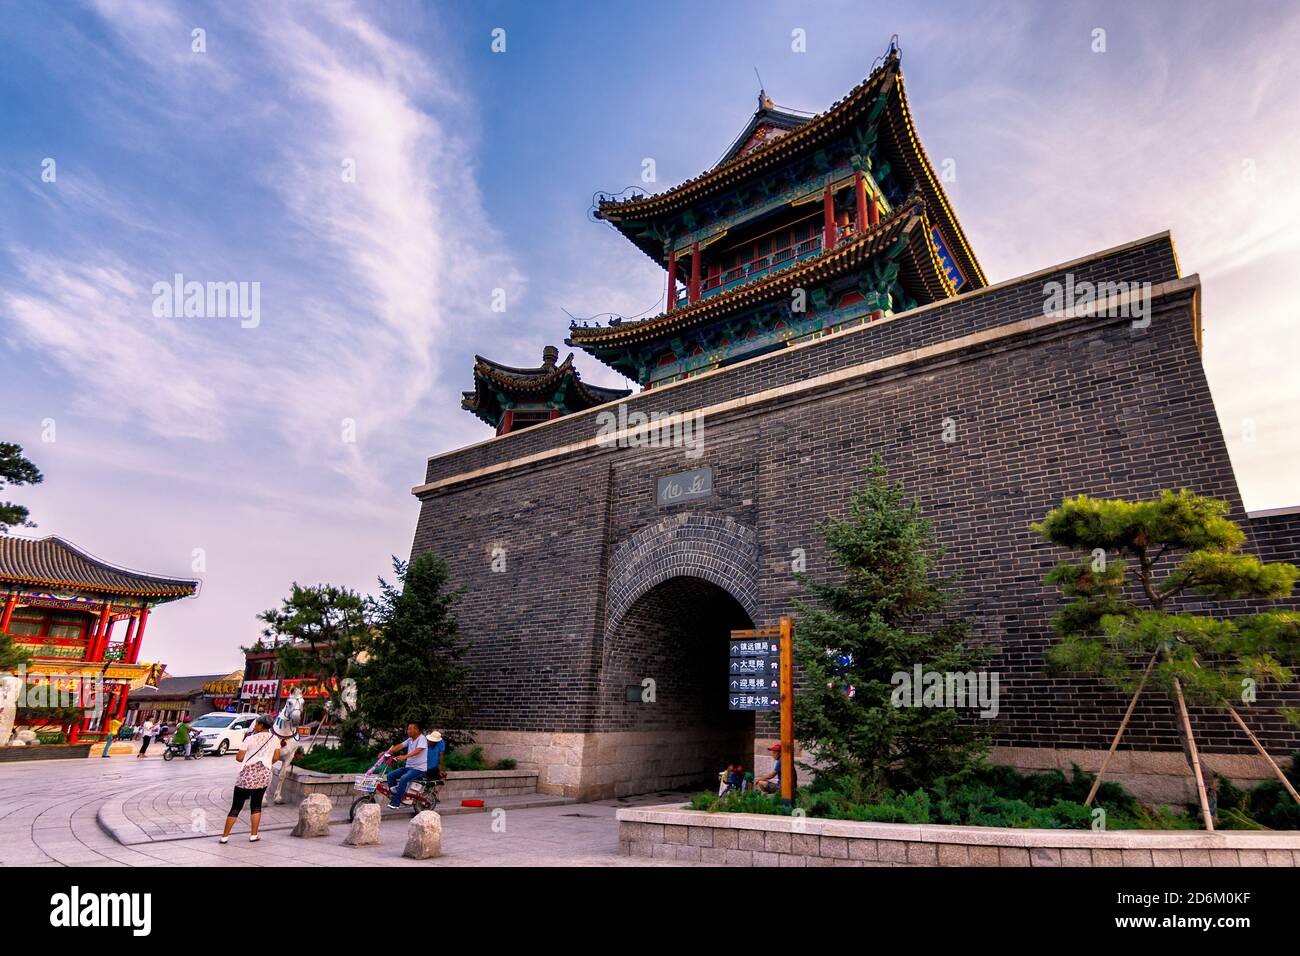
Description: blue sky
2,0,1298,672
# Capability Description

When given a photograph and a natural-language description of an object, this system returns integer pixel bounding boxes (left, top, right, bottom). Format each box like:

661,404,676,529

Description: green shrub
295,747,377,775
685,761,1227,830
689,788,797,815
1213,752,1300,830
445,746,487,771
295,743,519,776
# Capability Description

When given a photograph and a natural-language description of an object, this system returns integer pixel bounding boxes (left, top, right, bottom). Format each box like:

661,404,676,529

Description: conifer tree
1035,490,1300,824
356,553,474,747
794,457,988,800
0,442,43,533
259,583,371,740
0,632,30,672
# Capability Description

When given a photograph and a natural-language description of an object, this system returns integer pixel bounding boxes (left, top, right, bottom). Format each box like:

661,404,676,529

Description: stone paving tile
0,753,695,867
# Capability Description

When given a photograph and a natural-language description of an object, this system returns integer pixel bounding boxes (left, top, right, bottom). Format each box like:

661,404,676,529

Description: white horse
271,732,309,803
270,689,307,804
270,680,358,804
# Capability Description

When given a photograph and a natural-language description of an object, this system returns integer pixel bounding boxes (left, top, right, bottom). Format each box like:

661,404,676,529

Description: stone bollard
343,802,381,847
291,793,332,838
402,810,442,860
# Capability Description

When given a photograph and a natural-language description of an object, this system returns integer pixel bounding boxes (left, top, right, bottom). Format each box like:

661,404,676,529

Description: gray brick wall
409,234,1300,756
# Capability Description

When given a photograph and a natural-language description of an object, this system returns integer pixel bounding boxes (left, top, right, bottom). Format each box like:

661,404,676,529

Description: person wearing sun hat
424,730,446,782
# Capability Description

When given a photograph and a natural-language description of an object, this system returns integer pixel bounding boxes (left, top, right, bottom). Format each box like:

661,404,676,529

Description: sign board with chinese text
728,626,782,711
657,467,713,506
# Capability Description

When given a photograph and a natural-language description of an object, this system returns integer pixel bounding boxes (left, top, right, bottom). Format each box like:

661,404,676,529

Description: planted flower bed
688,759,1300,831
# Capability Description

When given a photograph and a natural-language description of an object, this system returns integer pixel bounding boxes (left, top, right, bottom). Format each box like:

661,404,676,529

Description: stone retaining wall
0,743,93,762
276,766,539,807
617,805,1300,867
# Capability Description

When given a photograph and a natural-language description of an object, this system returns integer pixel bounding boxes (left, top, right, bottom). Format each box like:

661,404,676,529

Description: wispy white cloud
3,253,233,441
4,0,522,490
0,1,526,667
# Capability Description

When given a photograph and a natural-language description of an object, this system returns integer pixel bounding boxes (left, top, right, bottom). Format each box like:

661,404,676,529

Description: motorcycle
161,733,206,761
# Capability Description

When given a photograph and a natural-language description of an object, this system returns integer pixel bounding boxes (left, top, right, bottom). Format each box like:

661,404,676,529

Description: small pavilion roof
0,536,199,601
461,345,631,426
128,673,233,702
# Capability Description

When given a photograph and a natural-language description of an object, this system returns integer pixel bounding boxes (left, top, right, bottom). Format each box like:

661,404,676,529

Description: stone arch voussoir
605,513,760,640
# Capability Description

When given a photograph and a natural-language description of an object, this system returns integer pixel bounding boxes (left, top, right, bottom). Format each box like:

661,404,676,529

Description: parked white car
190,712,260,756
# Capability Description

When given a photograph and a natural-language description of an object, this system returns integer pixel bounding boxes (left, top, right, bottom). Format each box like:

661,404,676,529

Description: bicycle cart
349,752,442,822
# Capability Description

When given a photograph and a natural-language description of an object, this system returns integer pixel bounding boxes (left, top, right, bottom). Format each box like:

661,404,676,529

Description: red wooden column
0,593,16,634
689,242,701,304
665,249,678,313
122,613,138,663
115,686,130,721
822,184,836,250
868,189,880,227
854,169,869,233
129,607,150,663
89,604,112,660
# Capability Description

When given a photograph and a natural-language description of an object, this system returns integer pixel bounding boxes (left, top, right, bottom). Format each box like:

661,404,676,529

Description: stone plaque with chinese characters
656,467,713,506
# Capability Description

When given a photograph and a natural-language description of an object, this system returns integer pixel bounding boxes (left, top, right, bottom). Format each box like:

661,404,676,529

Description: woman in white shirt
219,715,281,844
136,719,155,759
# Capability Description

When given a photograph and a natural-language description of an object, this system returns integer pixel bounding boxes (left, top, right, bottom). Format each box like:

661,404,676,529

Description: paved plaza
0,754,691,867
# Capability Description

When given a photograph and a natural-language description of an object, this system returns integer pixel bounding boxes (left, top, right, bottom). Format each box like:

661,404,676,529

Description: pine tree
1035,490,1300,824
793,457,988,800
355,553,474,747
258,583,371,740
0,442,43,533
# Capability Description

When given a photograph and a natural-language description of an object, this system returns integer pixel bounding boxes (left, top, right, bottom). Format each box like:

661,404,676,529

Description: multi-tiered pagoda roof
457,42,985,422
569,45,985,389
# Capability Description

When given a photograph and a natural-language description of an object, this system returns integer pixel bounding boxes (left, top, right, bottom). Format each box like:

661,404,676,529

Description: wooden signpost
730,616,795,805
778,616,794,804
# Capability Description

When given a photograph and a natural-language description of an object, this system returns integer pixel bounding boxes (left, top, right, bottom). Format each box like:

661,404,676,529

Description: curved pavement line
96,788,351,846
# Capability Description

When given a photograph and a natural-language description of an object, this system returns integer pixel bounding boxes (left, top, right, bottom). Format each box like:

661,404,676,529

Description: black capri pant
228,786,266,817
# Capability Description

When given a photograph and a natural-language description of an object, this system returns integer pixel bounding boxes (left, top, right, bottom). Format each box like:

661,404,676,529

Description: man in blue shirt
424,730,447,782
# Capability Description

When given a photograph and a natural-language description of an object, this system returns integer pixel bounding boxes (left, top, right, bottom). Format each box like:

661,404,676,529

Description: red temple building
0,535,198,743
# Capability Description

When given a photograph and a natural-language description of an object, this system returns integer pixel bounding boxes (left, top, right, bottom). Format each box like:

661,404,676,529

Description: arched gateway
594,515,761,796
604,513,760,639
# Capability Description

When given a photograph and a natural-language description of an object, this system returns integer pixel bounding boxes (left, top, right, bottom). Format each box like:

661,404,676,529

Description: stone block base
989,746,1278,806
468,729,748,800
618,805,1300,867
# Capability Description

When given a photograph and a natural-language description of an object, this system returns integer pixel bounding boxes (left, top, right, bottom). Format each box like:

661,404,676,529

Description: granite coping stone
289,768,538,782
617,804,1300,851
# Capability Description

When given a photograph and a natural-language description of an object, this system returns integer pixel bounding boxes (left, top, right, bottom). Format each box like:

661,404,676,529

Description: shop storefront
239,678,280,714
